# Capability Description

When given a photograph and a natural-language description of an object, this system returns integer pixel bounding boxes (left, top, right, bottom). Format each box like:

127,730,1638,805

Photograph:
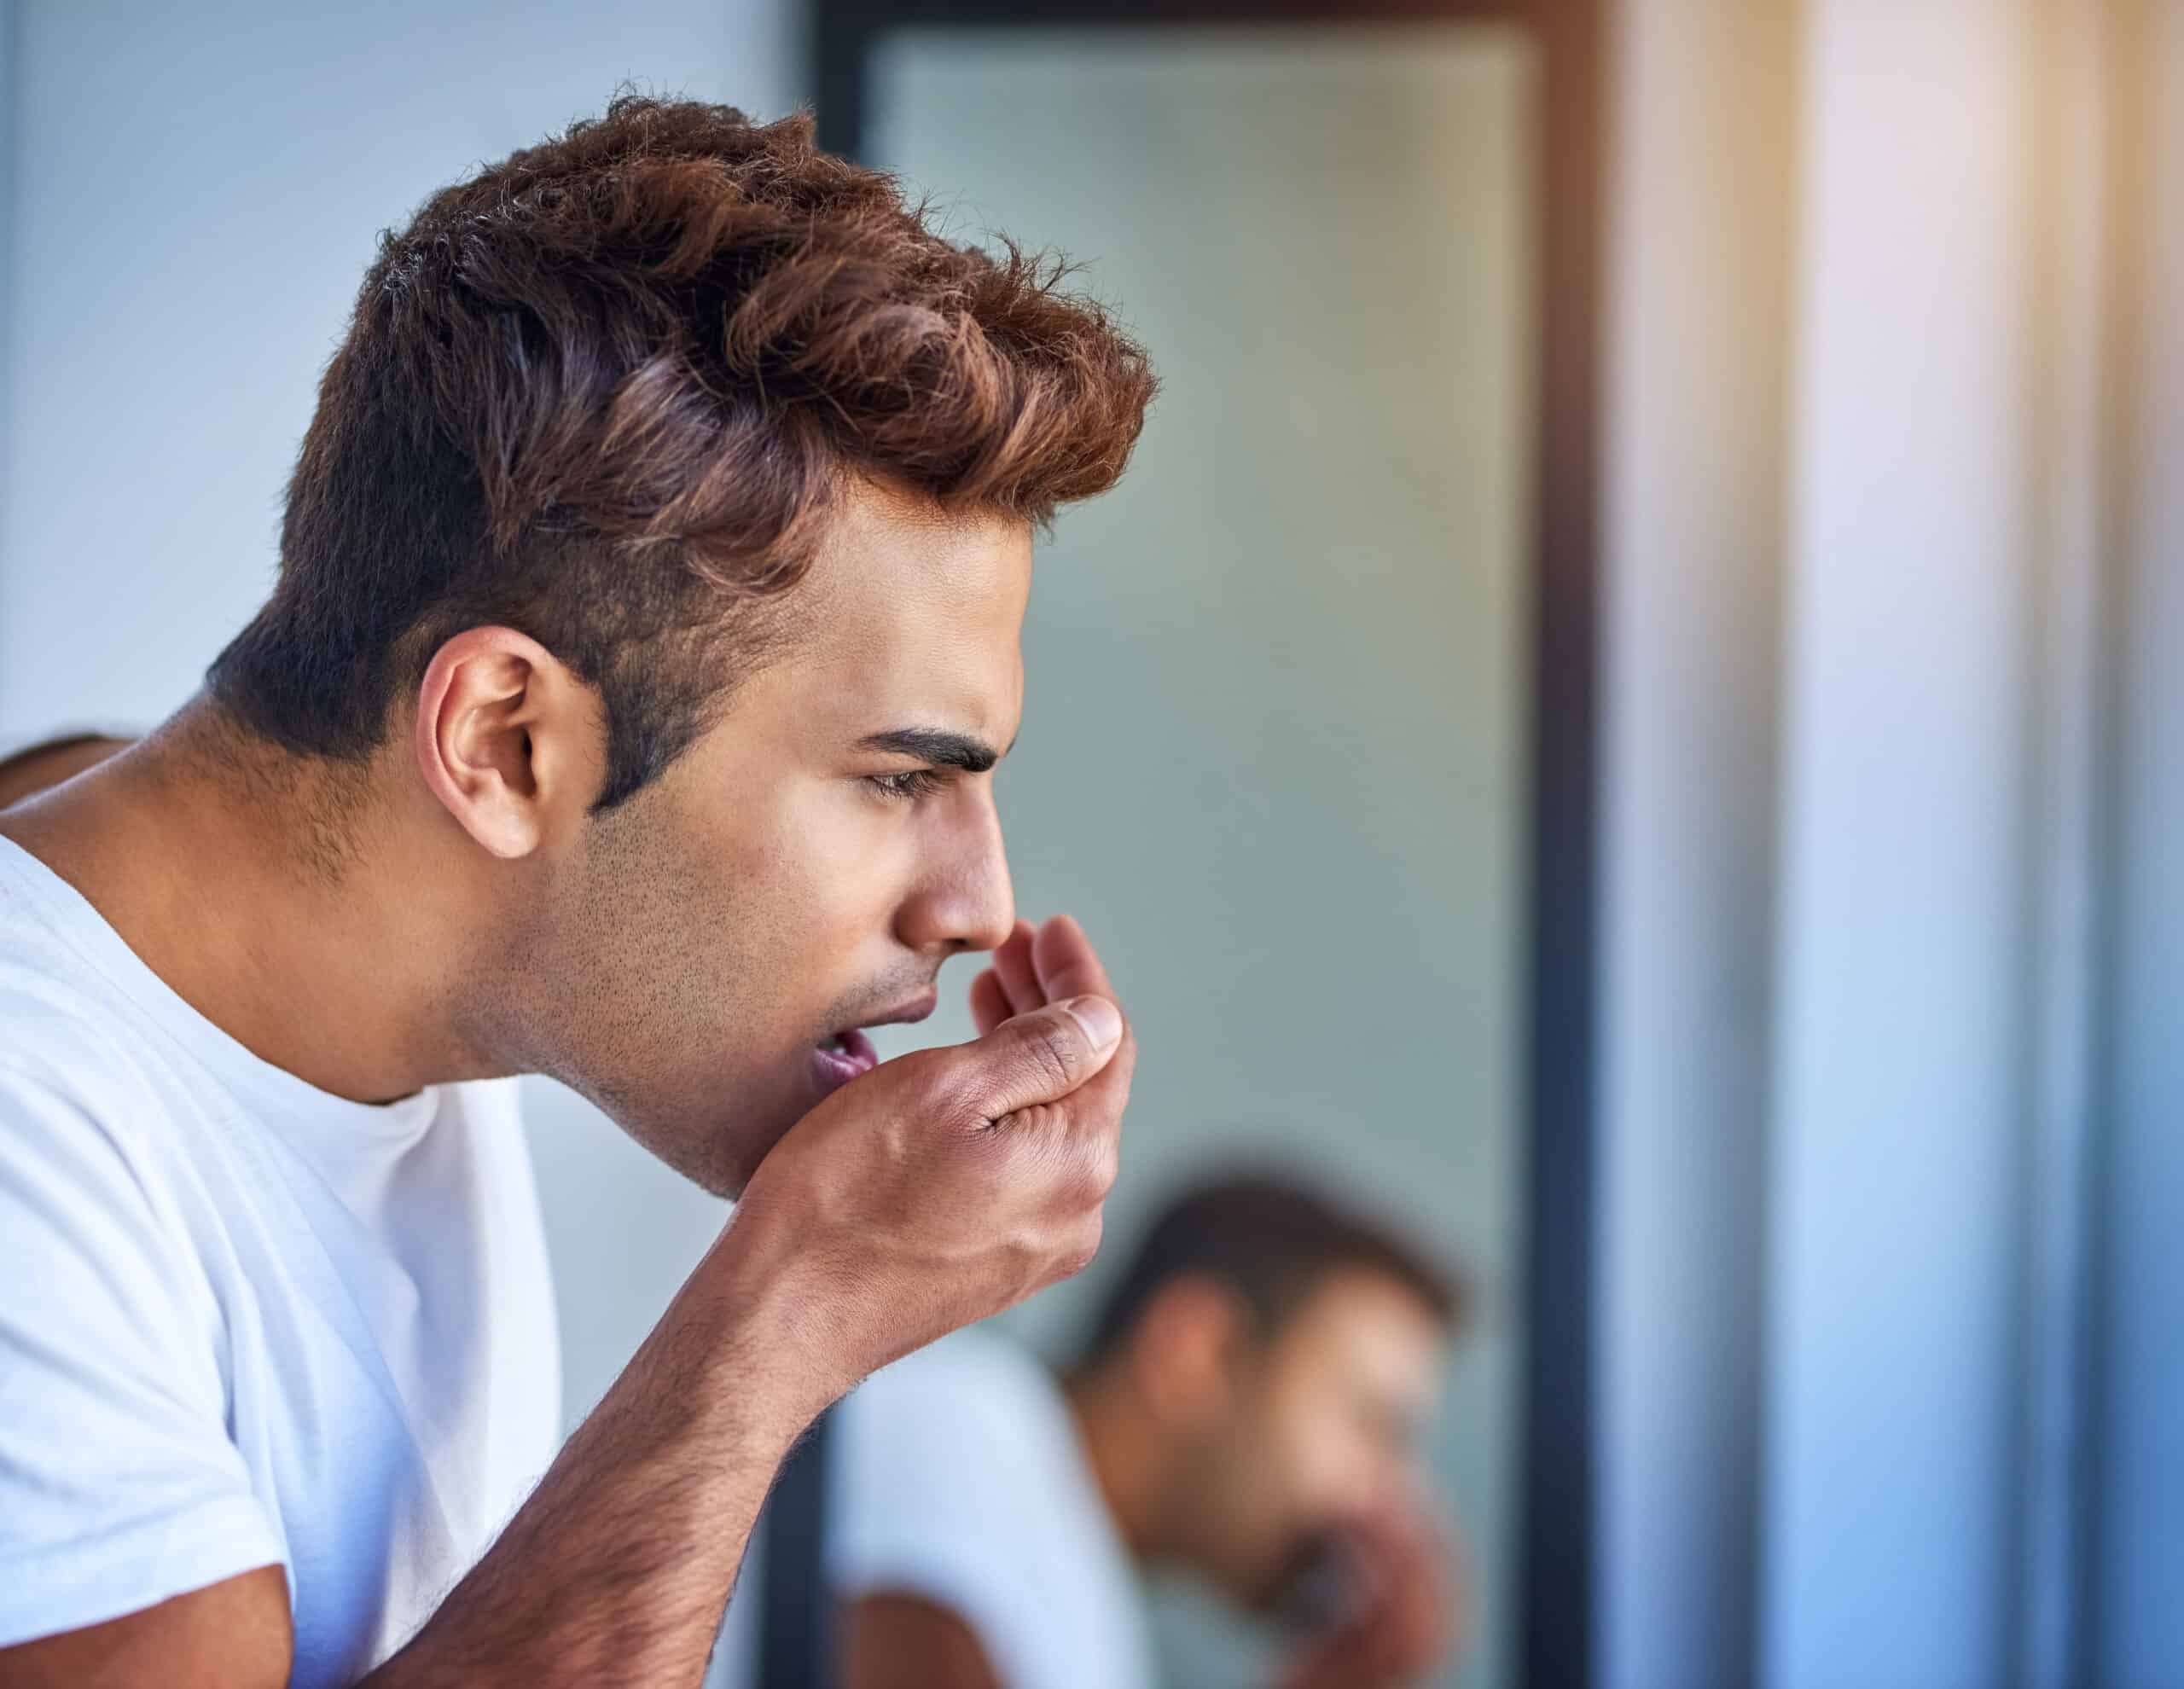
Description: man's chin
1260,1529,1353,1628
594,1038,863,1198
704,1107,805,1201
600,1082,803,1203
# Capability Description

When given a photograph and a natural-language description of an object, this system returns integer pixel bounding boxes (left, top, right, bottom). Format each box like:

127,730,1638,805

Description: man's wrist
685,1203,859,1442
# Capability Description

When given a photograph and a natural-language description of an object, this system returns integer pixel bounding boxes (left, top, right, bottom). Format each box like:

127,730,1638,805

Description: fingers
943,996,1124,1124
1027,919,1136,1151
968,967,1012,1036
1044,920,1133,1096
1030,913,1112,1005
1339,1503,1457,1681
956,917,1132,1152
990,920,1043,1018
986,914,1114,1014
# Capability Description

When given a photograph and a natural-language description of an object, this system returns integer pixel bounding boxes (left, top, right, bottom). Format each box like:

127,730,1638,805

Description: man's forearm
364,1221,829,1689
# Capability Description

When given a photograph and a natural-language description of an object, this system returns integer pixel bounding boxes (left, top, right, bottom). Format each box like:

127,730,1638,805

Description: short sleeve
0,1065,283,1645
828,1335,1068,1681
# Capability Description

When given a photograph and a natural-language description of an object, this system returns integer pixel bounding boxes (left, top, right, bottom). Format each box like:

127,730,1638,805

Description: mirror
865,22,1535,1689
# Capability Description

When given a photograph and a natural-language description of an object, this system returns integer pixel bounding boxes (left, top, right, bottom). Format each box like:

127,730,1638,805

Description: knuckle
1064,1135,1113,1207
1005,1100,1064,1135
1054,1214,1105,1282
913,1051,989,1129
1011,1016,1083,1092
1088,1134,1120,1198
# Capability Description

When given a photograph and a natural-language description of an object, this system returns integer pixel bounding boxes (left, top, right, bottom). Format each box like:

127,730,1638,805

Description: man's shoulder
0,983,197,1295
839,1327,1072,1496
0,911,239,1225
855,1326,1059,1423
0,969,171,1131
827,1329,1136,1686
0,1014,188,1247
0,839,157,1080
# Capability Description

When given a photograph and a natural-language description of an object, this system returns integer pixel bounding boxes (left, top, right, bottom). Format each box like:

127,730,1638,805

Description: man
723,1173,1467,1689
0,96,1154,1688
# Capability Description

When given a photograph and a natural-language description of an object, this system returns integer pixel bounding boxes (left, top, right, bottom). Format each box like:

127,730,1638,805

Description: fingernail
1063,995,1122,1052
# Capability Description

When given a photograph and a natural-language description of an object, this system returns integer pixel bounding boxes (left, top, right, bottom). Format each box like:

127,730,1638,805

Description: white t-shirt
713,1328,1155,1689
0,835,561,1685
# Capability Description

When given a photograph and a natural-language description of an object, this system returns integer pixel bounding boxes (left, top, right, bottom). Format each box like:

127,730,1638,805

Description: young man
0,97,1154,1688
725,1174,1467,1689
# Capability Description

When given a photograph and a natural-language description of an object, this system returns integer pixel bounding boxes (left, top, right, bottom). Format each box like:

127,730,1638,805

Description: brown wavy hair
208,95,1156,809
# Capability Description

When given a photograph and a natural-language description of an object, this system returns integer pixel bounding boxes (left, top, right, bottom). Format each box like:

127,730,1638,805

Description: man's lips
848,990,941,1033
809,990,939,1094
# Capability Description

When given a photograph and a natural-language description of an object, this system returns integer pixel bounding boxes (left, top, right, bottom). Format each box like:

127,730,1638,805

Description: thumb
944,995,1124,1124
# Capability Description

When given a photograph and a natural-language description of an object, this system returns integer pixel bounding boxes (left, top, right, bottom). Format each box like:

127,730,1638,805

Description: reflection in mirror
717,24,1537,1689
846,1171,1471,1689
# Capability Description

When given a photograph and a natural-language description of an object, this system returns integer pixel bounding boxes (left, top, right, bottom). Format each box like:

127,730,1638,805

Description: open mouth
810,1026,880,1090
807,990,938,1098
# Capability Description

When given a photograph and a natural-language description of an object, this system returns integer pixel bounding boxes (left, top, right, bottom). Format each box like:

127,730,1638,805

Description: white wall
0,0,795,1431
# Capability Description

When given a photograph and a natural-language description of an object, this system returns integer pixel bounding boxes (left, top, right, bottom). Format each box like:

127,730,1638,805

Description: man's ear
412,627,603,859
1129,1274,1256,1431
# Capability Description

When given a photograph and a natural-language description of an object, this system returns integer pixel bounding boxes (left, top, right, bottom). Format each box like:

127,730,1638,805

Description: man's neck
0,696,502,1104
1061,1364,1176,1566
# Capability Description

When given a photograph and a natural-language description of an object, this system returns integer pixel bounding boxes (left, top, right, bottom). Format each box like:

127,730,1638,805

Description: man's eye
863,768,950,802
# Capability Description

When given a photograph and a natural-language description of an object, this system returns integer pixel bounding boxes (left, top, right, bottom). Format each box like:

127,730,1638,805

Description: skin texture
845,1268,1464,1689
0,480,1136,1688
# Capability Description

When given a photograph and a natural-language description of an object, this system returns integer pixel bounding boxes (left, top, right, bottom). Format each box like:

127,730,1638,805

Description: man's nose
896,792,1015,955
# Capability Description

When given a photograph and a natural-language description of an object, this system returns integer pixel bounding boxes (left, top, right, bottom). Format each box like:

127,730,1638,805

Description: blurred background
0,3,2177,1688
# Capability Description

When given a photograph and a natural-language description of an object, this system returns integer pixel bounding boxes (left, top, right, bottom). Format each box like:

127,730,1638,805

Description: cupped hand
1275,1495,1467,1689
727,915,1137,1410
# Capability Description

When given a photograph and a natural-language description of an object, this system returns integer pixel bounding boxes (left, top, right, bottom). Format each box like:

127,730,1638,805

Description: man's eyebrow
857,727,1014,773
